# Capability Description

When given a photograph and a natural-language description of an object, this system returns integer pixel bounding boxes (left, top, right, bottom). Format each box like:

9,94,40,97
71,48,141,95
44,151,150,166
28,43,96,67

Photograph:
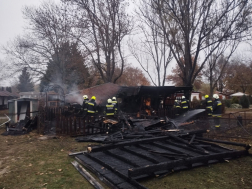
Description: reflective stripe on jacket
105,103,115,115
87,99,97,114
181,99,189,109
212,99,222,115
82,99,89,111
111,100,118,110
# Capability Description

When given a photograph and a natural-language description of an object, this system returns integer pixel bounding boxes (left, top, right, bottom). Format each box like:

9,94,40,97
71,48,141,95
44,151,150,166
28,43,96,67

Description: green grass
0,128,108,189
0,107,252,189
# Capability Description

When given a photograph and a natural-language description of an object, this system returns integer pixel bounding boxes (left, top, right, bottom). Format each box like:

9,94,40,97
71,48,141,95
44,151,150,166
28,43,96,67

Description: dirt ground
0,110,252,189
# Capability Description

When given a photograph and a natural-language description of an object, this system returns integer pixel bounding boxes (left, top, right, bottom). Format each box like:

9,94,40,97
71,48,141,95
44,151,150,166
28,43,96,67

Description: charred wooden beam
189,134,196,144
128,150,249,178
167,133,209,154
104,150,140,167
195,137,251,150
71,161,105,189
87,136,170,152
75,156,118,189
120,147,160,164
85,153,148,189
151,142,192,157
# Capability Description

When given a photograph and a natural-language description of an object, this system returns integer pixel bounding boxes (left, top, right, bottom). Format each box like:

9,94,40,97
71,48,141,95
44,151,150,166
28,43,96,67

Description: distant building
19,91,64,107
0,87,19,109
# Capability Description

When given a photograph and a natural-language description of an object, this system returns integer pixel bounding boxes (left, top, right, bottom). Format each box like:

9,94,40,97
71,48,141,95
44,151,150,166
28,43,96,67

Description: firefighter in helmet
111,96,118,114
87,96,98,115
181,96,189,115
173,99,181,117
204,95,213,116
104,98,115,118
212,94,222,128
82,95,89,116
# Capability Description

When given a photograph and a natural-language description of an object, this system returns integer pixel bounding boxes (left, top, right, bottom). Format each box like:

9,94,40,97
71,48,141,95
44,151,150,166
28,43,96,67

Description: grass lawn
0,109,252,189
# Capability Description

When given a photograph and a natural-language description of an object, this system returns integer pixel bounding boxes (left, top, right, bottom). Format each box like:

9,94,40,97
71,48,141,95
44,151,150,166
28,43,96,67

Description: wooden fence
37,107,107,136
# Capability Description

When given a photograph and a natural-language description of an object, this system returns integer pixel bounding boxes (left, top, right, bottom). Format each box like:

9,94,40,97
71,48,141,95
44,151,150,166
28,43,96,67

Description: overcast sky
0,0,61,86
0,0,60,58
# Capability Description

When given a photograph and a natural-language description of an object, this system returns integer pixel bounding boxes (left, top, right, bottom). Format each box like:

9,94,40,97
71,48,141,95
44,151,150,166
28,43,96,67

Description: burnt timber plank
195,137,252,149
128,150,249,178
71,160,105,189
164,140,207,155
88,136,171,152
152,142,194,157
106,149,154,167
76,155,143,189
121,146,161,164
167,133,209,153
86,152,148,189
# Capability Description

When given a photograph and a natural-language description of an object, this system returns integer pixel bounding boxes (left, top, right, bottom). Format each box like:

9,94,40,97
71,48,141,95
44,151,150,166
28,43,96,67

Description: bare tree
203,40,238,97
65,0,133,83
129,1,173,86
226,59,252,93
3,2,77,90
147,0,252,96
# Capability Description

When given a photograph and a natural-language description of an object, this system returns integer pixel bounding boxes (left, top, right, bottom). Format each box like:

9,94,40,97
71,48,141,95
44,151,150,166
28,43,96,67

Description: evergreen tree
40,42,90,92
17,67,34,92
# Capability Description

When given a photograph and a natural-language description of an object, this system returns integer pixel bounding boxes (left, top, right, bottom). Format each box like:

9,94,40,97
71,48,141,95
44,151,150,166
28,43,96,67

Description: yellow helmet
205,95,209,98
107,98,112,103
91,96,96,100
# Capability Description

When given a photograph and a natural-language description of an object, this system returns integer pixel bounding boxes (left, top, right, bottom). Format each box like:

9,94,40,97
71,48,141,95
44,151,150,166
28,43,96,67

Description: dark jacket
212,99,222,115
181,98,189,109
174,101,181,108
105,103,115,116
82,99,89,111
205,98,213,108
87,99,97,114
111,100,118,111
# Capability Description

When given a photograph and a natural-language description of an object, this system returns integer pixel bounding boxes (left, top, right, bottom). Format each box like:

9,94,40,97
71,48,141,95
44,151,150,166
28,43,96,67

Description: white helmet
83,95,88,99
175,100,178,102
213,94,219,99
182,96,185,99
112,97,116,101
107,98,112,103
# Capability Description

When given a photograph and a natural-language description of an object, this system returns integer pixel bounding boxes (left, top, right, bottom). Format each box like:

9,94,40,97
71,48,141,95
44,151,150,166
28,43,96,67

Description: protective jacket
87,99,97,114
212,99,222,116
82,99,89,112
174,101,181,108
205,97,213,115
181,98,189,109
105,103,115,116
111,100,118,111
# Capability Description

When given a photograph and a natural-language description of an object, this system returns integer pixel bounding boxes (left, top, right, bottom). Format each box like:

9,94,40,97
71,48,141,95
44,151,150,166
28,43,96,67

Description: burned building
118,86,192,116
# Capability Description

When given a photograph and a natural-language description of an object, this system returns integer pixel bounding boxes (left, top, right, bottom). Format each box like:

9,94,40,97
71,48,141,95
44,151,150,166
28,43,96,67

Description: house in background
19,91,65,107
0,87,19,109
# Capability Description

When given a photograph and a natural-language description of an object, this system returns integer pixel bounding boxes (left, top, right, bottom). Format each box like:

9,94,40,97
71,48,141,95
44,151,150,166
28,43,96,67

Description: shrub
231,96,239,104
191,96,201,109
230,103,242,109
224,99,231,108
239,95,250,108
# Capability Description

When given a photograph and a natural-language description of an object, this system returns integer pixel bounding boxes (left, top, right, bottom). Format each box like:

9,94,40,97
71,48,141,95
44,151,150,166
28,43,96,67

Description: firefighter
111,96,118,114
181,96,189,115
87,96,98,115
104,98,115,118
212,94,222,128
173,99,181,117
204,95,213,116
82,95,89,116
